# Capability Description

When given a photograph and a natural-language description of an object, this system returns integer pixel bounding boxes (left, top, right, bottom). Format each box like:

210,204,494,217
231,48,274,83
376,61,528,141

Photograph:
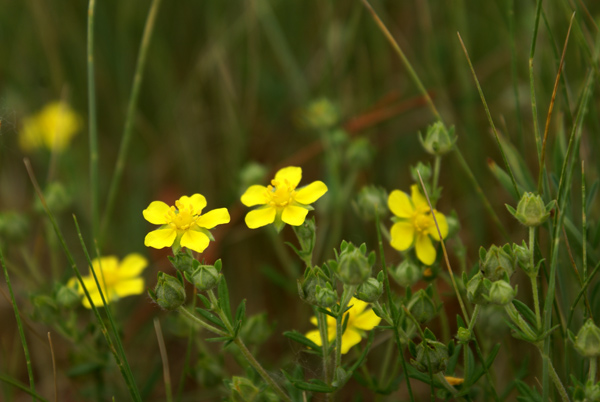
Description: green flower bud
352,185,388,222
346,137,374,168
412,340,449,373
0,211,29,243
187,264,220,292
507,192,553,227
456,327,472,344
487,280,516,306
336,242,374,286
392,260,422,288
151,272,186,311
315,284,338,308
34,182,71,214
479,245,516,282
583,381,600,402
512,241,531,268
418,121,457,156
356,277,383,303
574,319,600,358
239,162,268,195
56,284,80,307
408,289,437,323
410,162,432,182
302,98,339,130
292,217,316,256
230,376,260,402
466,272,489,305
298,266,329,306
168,249,196,275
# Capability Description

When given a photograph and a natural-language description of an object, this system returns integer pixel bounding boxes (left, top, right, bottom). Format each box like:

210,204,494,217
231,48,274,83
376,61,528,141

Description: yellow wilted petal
427,210,448,241
274,166,302,189
352,308,382,331
340,328,362,354
241,185,268,207
178,194,207,214
390,221,415,251
245,207,276,229
118,254,148,279
113,278,145,298
196,208,230,229
281,205,309,226
143,201,171,225
144,228,177,249
415,233,436,265
180,229,210,253
388,190,414,218
295,181,328,204
410,184,429,210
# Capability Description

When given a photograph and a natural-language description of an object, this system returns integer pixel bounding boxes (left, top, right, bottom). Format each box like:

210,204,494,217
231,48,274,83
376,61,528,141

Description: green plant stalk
529,0,544,159
404,309,436,402
0,374,48,402
590,358,598,383
506,0,523,150
529,227,542,330
0,250,36,401
539,350,570,402
153,318,173,402
468,304,480,331
87,0,99,243
435,373,459,398
101,0,162,241
333,285,356,383
432,155,441,192
25,160,142,402
205,290,291,401
316,309,331,395
177,306,228,336
177,288,197,402
504,303,537,340
582,161,588,281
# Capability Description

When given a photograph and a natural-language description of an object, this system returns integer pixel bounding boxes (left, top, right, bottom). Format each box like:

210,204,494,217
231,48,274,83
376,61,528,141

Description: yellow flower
388,184,448,266
240,166,327,231
68,254,147,309
305,298,381,354
143,194,230,253
444,376,464,386
19,101,81,152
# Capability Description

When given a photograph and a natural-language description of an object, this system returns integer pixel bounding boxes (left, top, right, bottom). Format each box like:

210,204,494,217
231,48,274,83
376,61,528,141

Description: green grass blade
0,374,48,402
87,0,99,243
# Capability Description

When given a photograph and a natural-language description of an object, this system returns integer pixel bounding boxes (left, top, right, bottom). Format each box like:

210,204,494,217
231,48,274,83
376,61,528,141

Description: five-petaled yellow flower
241,166,327,231
68,254,147,309
143,194,230,253
305,298,381,354
19,101,81,152
388,184,448,266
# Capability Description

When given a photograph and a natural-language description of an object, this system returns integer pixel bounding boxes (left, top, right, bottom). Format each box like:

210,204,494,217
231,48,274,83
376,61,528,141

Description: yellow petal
388,190,413,218
294,181,328,204
38,102,81,151
113,278,145,298
427,210,448,240
310,316,318,326
410,184,429,210
305,330,323,347
143,201,171,225
178,194,207,214
245,207,276,229
118,254,148,279
145,228,177,249
416,233,436,265
274,166,302,189
352,308,382,331
390,222,415,251
196,208,230,229
340,328,362,354
347,298,368,317
281,205,309,226
241,185,268,207
445,376,465,386
180,229,210,253
92,256,119,275
82,289,107,309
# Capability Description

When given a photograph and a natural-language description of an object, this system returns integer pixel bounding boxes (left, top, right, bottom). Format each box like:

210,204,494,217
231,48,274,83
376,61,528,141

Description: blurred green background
1,0,599,400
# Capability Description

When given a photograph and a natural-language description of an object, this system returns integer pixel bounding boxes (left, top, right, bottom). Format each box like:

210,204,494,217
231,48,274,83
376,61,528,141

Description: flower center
167,201,198,231
266,179,295,207
412,212,432,234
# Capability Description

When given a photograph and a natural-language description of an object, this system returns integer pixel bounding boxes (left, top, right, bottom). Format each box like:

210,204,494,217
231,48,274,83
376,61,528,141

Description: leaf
195,308,225,328
283,330,322,354
205,336,232,343
446,343,462,374
456,314,465,328
197,293,211,308
512,300,537,327
235,299,247,323
290,379,337,393
218,275,233,324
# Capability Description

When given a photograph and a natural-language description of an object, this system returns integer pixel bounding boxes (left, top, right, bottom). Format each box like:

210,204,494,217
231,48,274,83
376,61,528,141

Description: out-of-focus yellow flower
68,254,147,309
305,297,381,354
143,194,230,253
388,185,448,266
240,166,327,231
19,101,81,152
444,376,464,386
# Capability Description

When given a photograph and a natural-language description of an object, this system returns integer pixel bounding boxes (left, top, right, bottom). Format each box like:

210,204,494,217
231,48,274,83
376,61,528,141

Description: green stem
468,304,481,331
529,227,542,331
333,285,356,384
582,161,588,281
435,373,459,398
101,0,162,242
432,155,441,191
589,358,597,383
87,0,99,243
0,374,48,402
504,303,537,340
316,309,331,394
540,349,570,402
0,250,36,401
177,306,228,337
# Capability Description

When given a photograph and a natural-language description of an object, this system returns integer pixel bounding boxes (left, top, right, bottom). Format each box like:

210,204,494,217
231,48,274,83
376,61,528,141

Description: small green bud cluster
486,280,516,306
355,272,384,303
149,272,186,311
330,241,376,286
574,319,600,358
410,335,449,374
392,259,422,288
418,121,457,156
185,260,221,292
302,98,339,131
407,287,438,323
479,244,516,282
352,186,388,222
506,192,554,227
298,265,336,308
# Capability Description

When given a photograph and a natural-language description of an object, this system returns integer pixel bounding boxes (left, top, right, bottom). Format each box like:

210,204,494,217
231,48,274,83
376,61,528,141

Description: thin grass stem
0,375,48,402
154,318,173,402
47,333,57,402
87,0,99,242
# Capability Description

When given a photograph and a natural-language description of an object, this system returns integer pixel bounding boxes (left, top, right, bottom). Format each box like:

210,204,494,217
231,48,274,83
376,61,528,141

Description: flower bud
418,121,457,156
410,162,432,183
574,319,600,358
466,272,489,305
0,211,29,243
292,218,316,255
507,192,553,227
487,280,516,306
512,241,531,268
337,243,374,286
56,283,80,307
356,278,383,303
479,245,516,282
412,340,448,373
302,98,339,130
352,186,388,222
346,137,374,168
187,264,220,292
315,284,338,308
298,266,329,306
230,376,260,402
150,272,186,311
168,250,196,275
392,260,422,288
408,289,437,323
456,327,471,344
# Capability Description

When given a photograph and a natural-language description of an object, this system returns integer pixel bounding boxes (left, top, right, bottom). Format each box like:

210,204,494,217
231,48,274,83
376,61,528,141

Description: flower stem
432,155,441,191
333,285,356,384
177,306,228,337
589,357,598,383
316,309,331,395
529,227,542,331
539,349,570,402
